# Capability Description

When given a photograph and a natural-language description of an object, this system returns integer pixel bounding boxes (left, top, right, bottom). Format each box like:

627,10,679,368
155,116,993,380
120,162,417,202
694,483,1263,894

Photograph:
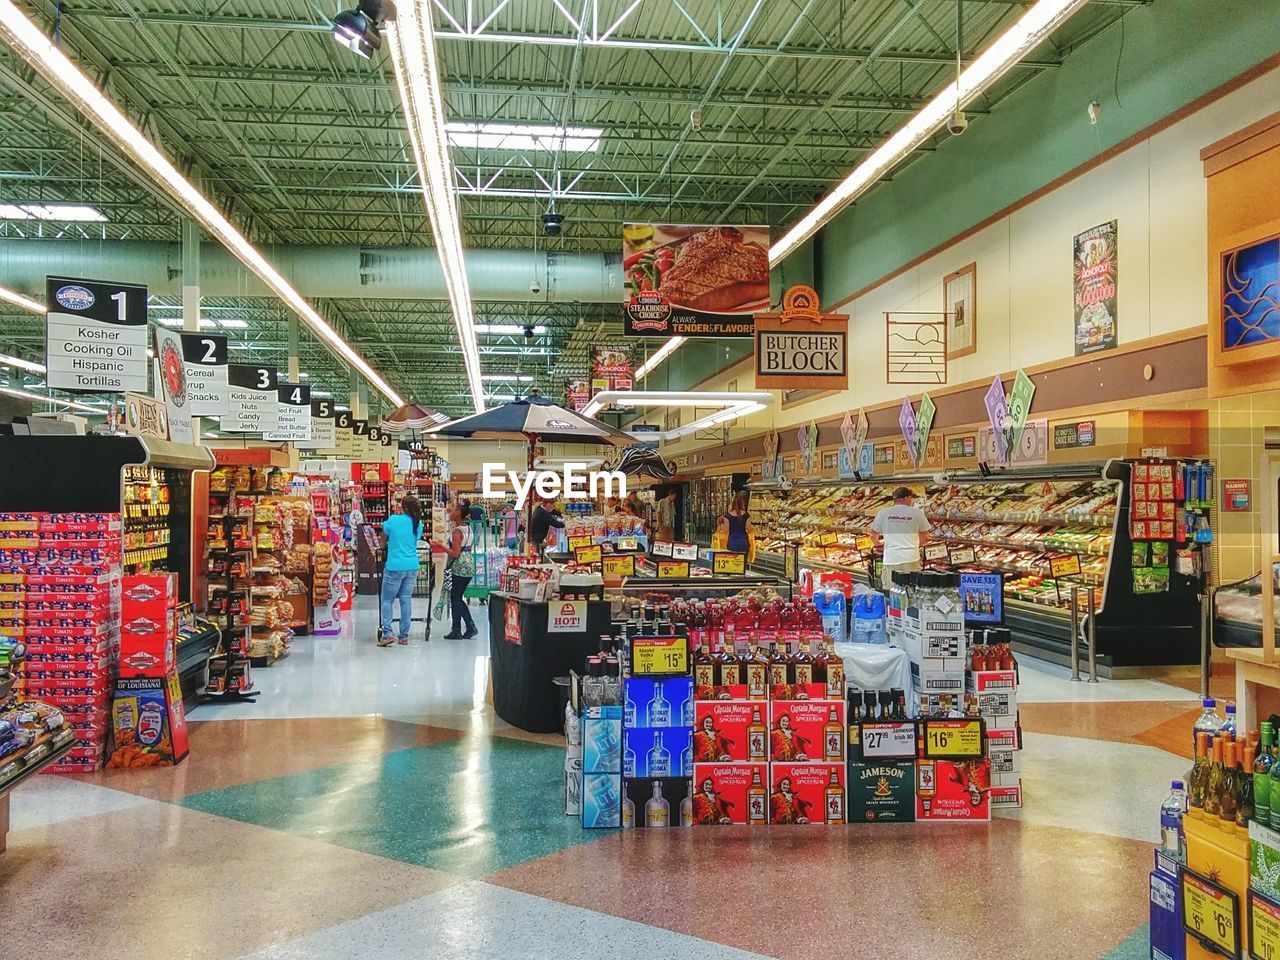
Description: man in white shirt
870,486,932,581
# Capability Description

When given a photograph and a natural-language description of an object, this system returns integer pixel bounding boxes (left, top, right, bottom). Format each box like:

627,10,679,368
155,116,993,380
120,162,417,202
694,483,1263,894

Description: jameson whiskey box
690,762,768,825
624,677,694,729
848,760,916,823
915,758,991,822
581,772,622,828
767,701,846,763
768,763,846,825
693,701,767,763
624,726,693,778
622,777,692,828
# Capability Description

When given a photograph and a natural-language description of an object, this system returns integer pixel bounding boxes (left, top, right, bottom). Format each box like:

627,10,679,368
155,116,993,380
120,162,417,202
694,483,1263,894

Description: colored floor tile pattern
0,598,1206,959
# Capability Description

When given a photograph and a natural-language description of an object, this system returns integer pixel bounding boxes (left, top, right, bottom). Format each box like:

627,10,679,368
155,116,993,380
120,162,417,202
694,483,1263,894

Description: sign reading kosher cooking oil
754,286,849,391
45,276,150,393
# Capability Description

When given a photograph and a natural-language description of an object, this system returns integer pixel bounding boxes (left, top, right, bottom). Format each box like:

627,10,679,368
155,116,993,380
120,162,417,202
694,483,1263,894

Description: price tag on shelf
1182,868,1239,958
1250,889,1280,960
631,635,689,677
855,535,874,552
922,718,984,759
651,540,674,558
1049,554,1082,578
671,542,699,561
573,544,602,566
567,535,593,552
602,554,635,580
657,560,690,579
923,544,950,562
712,552,746,575
949,546,976,565
818,532,839,547
784,545,799,583
616,536,639,551
859,722,917,759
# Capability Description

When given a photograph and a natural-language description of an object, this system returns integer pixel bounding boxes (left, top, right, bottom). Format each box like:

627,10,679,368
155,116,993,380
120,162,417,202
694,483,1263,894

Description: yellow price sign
631,635,689,676
712,552,746,575
1181,869,1238,958
855,535,874,552
657,560,690,579
1251,889,1280,960
574,544,603,566
1049,554,1082,578
567,535,593,552
818,532,839,547
923,719,984,759
784,545,798,583
601,554,635,580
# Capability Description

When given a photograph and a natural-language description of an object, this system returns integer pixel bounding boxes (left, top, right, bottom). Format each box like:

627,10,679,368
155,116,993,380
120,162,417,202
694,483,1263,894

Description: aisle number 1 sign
1182,867,1239,958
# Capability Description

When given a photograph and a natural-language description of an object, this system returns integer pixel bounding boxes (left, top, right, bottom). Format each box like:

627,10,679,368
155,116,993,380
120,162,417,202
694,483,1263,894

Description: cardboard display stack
0,512,122,773
970,636,1021,808
108,573,190,768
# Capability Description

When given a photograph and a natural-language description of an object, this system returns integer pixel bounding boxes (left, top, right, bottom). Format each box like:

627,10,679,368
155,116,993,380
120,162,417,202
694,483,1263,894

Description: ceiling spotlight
332,0,385,58
523,324,536,339
542,212,564,237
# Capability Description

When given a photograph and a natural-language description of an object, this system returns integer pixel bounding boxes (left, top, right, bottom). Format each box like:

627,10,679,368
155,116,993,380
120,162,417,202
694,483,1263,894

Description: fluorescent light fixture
475,323,547,336
0,285,44,314
312,389,332,397
484,374,533,382
0,0,404,407
770,0,1089,265
446,122,602,153
386,1,484,413
334,404,351,411
634,335,686,380
584,389,773,441
153,316,184,328
218,318,249,329
299,372,310,379
0,202,104,221
0,385,102,412
0,352,46,374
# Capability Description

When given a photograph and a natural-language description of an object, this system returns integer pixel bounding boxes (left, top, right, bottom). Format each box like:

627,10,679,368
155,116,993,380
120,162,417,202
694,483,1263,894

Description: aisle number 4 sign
1181,868,1239,958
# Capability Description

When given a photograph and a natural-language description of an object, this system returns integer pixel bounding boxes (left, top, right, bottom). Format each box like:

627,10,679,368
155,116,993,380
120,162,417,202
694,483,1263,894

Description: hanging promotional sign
301,398,337,450
754,286,849,390
983,376,1009,463
1007,369,1036,456
914,393,936,467
179,332,229,416
267,382,311,442
979,418,1048,466
622,224,769,338
898,397,918,464
45,276,149,393
591,344,633,409
151,327,194,444
224,364,279,434
1073,220,1118,355
858,442,875,476
122,391,169,440
797,421,819,474
564,377,591,412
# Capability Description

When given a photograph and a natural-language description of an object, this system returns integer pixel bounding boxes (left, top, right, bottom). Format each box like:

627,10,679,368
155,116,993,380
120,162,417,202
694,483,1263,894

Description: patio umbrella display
381,401,450,434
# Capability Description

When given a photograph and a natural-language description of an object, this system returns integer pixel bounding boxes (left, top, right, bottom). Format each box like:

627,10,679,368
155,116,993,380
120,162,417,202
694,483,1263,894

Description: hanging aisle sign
45,276,149,393
352,419,371,459
334,410,355,457
301,399,337,449
224,364,279,434
267,382,311,441
180,332,229,416
754,286,849,390
152,327,194,445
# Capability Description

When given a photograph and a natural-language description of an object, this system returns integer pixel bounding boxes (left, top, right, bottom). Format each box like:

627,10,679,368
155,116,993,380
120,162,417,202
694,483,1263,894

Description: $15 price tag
631,636,689,677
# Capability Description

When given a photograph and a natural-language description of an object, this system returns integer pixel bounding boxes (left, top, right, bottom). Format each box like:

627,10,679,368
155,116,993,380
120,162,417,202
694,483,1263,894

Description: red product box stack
0,511,122,774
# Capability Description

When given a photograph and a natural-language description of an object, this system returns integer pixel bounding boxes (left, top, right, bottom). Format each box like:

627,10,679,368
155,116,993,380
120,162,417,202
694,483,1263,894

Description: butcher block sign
754,285,849,390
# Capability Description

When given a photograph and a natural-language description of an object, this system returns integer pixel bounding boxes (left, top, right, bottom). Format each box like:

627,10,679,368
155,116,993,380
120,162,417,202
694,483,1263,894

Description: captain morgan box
769,763,847,825
915,758,991,821
767,700,846,763
693,701,766,763
691,762,768,825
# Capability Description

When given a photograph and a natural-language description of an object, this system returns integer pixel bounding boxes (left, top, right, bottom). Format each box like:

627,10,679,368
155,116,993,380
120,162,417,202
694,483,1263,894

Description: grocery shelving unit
747,459,1209,674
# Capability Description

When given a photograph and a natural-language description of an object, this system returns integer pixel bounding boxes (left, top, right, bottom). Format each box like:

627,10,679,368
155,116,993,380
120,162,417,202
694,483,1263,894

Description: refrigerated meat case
1213,564,1280,649
746,460,1208,673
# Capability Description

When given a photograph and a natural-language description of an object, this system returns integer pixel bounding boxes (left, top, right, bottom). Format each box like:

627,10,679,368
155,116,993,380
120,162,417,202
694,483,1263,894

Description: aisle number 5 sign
1181,867,1240,958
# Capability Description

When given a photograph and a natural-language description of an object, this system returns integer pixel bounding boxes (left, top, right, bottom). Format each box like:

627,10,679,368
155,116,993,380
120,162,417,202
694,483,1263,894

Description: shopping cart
377,544,435,644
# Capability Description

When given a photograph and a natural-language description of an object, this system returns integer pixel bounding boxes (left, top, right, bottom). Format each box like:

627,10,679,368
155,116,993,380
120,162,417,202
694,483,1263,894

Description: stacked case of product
969,631,1021,808
0,512,122,773
623,672,693,827
577,654,624,828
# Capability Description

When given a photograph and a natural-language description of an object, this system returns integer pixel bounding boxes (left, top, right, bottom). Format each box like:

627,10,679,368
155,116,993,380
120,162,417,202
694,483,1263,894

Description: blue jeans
381,568,416,639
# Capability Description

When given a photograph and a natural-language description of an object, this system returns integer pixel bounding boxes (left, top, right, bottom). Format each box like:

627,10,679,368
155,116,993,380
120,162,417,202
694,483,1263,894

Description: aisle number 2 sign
1250,889,1280,960
1182,868,1239,958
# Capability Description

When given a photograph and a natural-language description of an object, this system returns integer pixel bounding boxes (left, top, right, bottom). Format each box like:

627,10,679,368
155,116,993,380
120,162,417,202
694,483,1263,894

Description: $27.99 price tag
1180,868,1238,958
631,635,689,677
859,722,917,759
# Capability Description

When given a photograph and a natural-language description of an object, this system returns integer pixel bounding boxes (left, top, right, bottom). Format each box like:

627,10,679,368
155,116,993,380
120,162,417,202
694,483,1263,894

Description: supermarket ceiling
0,0,1144,416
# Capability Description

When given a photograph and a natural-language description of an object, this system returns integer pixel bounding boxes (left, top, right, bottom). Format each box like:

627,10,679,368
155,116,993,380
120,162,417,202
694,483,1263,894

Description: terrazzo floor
1,595,1194,959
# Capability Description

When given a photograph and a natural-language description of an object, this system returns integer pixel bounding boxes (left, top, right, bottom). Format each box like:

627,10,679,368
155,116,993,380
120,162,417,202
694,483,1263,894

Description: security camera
529,278,541,295
523,325,536,339
947,110,968,136
690,109,702,132
541,213,563,237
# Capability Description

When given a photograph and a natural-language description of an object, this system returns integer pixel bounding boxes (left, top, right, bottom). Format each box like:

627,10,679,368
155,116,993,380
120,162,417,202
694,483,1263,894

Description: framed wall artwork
944,262,977,359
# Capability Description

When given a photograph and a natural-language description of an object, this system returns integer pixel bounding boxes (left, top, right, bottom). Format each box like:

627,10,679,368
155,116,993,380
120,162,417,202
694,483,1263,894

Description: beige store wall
1202,391,1280,584
663,64,1280,458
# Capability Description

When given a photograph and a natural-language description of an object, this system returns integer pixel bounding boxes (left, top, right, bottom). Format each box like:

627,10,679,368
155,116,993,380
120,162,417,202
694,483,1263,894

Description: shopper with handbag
440,499,478,640
378,495,423,646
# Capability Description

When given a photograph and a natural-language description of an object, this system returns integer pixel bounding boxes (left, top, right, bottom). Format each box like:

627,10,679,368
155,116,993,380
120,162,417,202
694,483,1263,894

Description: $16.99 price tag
1180,868,1238,958
923,719,983,759
631,636,689,677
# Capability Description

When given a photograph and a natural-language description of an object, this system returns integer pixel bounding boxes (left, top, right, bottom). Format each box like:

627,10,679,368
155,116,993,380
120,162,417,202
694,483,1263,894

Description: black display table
488,591,612,733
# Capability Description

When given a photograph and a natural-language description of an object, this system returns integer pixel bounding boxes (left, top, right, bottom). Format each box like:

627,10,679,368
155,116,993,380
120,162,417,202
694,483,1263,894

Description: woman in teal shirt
378,495,423,646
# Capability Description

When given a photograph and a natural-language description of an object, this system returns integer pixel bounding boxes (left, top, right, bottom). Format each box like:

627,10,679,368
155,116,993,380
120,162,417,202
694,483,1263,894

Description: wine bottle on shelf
1205,737,1224,818
1220,740,1239,825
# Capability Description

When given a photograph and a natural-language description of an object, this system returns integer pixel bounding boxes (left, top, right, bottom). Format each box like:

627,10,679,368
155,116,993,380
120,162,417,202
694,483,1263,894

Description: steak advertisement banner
623,224,769,338
1073,220,1118,356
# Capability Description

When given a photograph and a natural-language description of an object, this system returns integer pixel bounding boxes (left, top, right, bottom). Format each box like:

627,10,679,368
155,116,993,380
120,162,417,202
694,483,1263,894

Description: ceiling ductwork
0,241,621,302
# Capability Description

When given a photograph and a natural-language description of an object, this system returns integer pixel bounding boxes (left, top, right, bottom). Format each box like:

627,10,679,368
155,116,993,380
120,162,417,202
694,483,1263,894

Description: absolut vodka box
622,777,692,828
624,677,694,729
623,727,693,778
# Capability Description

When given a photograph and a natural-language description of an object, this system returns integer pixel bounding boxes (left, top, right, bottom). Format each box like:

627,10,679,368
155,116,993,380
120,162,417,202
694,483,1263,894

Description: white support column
181,218,202,441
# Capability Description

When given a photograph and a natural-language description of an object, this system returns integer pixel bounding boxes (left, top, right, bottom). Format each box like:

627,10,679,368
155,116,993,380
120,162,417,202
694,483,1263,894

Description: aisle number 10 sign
1181,867,1239,958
